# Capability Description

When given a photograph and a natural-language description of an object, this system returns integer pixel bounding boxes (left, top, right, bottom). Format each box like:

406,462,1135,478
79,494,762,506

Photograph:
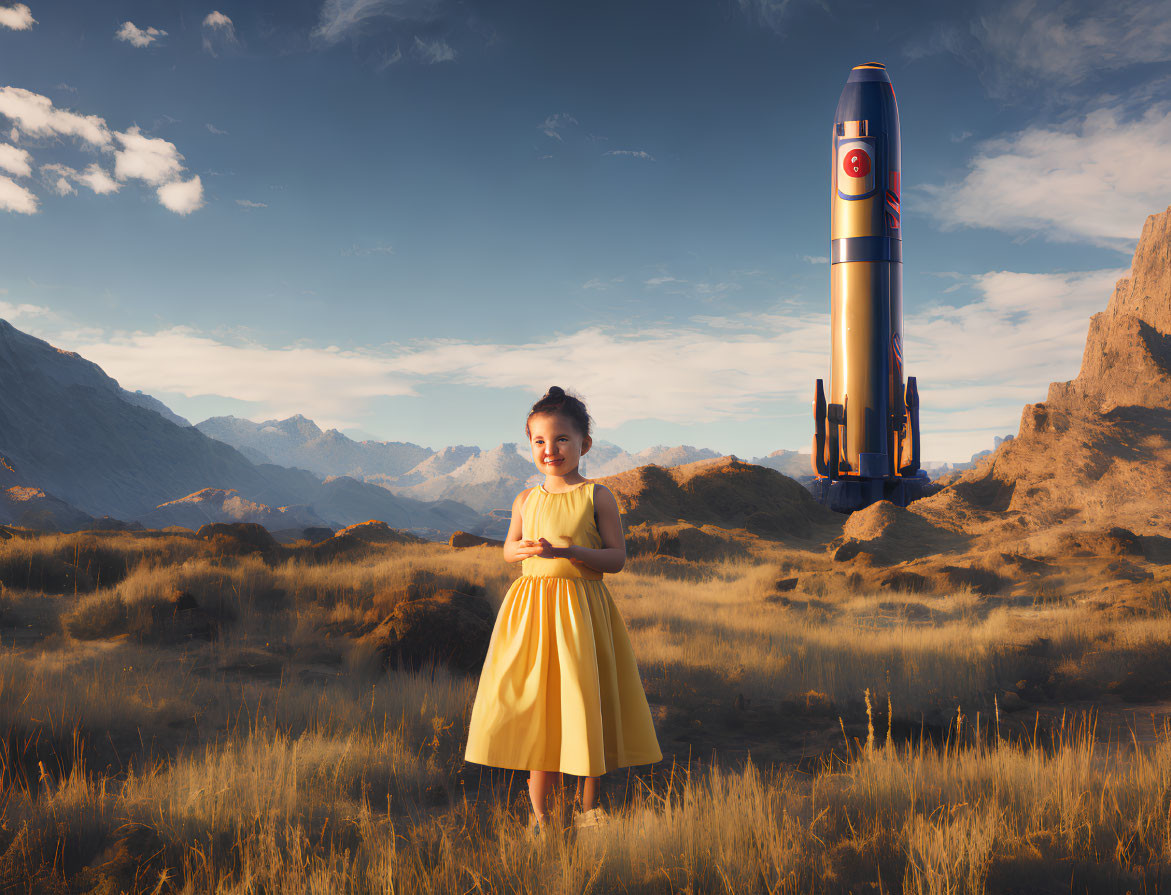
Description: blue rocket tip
846,63,892,84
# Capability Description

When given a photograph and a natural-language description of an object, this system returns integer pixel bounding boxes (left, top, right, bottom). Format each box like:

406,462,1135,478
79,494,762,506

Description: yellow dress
463,481,663,777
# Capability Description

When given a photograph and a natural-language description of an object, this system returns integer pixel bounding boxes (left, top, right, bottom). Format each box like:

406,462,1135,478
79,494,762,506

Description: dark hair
526,386,592,439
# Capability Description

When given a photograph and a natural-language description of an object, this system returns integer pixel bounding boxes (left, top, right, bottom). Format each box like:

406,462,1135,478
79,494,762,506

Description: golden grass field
0,529,1170,893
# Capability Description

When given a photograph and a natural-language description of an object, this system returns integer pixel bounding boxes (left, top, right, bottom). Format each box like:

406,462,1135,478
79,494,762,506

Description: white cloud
0,142,31,177
77,163,119,195
0,3,34,30
413,35,454,63
113,126,184,185
801,255,829,264
539,113,577,141
40,163,121,196
919,104,1171,249
644,276,682,287
603,149,655,161
236,198,267,208
0,87,110,146
0,300,48,319
47,264,1125,460
76,327,418,428
206,123,228,135
116,21,167,47
202,10,239,55
0,174,36,213
312,0,442,45
157,175,204,215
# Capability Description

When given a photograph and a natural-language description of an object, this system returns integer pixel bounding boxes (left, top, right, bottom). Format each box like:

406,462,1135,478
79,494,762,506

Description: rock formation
912,204,1171,537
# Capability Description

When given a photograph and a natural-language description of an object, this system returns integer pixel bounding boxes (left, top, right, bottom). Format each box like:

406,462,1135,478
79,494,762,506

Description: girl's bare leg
575,775,601,812
528,770,565,822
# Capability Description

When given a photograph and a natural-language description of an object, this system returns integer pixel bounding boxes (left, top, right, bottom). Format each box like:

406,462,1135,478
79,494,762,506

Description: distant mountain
749,449,813,478
196,414,431,478
393,443,539,513
0,320,489,538
138,488,325,531
376,445,481,488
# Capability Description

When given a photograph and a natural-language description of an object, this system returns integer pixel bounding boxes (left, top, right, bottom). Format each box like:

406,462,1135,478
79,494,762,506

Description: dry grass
0,531,1169,892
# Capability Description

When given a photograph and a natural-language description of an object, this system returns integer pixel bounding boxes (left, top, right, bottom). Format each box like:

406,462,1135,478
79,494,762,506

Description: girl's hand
513,539,542,559
540,536,584,562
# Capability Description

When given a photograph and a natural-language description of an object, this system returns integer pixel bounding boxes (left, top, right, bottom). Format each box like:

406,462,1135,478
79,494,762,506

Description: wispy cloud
603,149,654,161
582,276,623,290
206,123,228,135
116,21,167,48
312,0,442,45
801,255,828,265
235,199,267,209
40,163,121,196
538,113,577,141
909,0,1171,100
413,35,455,63
0,300,48,319
341,242,395,256
918,104,1171,249
202,10,240,56
736,0,826,34
0,3,34,31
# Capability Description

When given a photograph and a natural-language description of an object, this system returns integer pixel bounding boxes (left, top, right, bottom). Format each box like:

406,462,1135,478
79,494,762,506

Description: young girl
463,386,663,834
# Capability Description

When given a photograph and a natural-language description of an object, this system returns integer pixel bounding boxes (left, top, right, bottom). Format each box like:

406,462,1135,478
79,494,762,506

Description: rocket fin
899,376,920,475
813,379,829,476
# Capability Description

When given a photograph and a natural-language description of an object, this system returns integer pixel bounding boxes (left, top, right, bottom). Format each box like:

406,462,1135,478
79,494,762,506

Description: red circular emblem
843,149,871,178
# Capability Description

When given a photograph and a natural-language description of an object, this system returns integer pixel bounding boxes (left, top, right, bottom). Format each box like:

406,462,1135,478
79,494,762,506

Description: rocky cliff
912,204,1171,536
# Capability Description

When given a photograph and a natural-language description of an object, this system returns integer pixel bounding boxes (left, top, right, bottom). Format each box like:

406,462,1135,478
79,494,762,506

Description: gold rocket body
811,63,923,510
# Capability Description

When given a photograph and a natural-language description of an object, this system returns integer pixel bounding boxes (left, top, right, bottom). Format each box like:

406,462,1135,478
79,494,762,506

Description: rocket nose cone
846,63,892,84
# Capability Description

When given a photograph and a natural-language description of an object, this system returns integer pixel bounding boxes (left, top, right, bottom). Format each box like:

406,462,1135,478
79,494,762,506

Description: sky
0,0,1168,462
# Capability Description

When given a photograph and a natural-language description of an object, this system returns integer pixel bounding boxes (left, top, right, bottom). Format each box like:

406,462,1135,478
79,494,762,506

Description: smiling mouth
545,459,562,464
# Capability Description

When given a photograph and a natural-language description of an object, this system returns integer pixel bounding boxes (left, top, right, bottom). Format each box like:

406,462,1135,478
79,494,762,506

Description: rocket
811,62,924,511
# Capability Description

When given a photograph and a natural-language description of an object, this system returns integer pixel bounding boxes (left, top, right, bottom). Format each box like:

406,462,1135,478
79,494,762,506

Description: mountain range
0,320,486,538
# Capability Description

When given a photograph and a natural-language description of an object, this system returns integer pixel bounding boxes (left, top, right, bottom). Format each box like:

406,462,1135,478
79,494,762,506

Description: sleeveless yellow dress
463,481,663,777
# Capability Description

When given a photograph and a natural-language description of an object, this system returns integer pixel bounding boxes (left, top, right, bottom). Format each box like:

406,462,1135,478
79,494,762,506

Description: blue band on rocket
831,237,903,264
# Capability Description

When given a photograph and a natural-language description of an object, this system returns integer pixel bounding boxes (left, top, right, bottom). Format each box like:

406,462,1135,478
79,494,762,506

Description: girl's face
527,412,591,477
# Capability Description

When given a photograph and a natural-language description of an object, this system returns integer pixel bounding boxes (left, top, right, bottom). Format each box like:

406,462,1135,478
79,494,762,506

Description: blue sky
0,0,1167,461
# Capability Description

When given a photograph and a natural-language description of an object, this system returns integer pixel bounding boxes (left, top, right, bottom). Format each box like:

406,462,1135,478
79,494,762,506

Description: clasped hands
514,536,585,565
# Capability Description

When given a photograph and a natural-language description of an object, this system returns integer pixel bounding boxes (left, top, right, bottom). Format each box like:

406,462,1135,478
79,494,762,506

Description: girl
463,386,663,834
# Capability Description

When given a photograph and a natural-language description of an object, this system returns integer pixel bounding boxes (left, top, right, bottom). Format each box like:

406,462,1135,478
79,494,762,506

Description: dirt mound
829,501,969,565
596,456,840,541
197,521,279,554
912,204,1171,540
359,588,493,674
449,531,504,548
625,522,750,561
305,519,424,561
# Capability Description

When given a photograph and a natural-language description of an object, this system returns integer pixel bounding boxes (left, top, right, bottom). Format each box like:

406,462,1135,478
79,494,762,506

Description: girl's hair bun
526,386,592,439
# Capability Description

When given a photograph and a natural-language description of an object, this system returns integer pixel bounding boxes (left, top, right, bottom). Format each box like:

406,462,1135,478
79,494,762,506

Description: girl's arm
560,484,626,574
502,488,543,563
